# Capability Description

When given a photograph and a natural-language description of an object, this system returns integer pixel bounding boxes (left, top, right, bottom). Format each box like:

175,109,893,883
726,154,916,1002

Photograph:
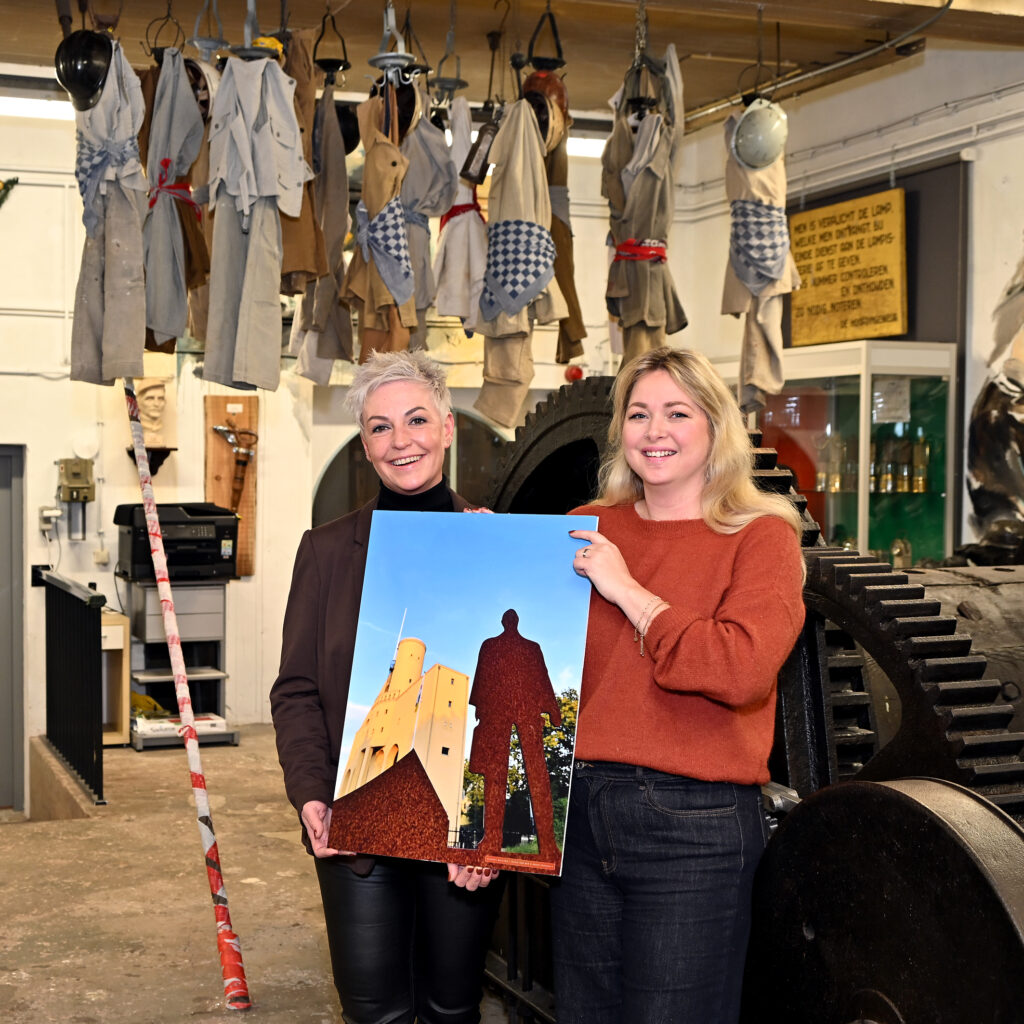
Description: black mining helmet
55,30,113,111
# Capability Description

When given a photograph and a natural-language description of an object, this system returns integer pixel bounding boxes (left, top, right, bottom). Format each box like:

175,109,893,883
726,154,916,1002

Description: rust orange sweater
570,503,805,785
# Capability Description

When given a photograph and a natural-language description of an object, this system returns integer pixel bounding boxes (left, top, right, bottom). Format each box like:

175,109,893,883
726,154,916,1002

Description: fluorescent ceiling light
0,95,73,121
456,128,605,159
566,136,606,158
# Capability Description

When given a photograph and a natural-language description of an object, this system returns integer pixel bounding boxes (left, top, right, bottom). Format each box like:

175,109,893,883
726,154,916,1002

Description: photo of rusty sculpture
328,509,594,875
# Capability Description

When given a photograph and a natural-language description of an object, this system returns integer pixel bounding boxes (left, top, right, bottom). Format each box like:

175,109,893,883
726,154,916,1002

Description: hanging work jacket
474,98,566,429
203,55,312,391
290,78,354,382
602,90,686,336
280,29,328,297
70,39,147,385
142,48,205,348
400,114,457,312
545,135,587,363
341,94,418,361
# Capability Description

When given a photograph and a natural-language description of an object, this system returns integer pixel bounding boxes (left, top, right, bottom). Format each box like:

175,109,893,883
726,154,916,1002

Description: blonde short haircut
595,346,803,543
346,350,452,429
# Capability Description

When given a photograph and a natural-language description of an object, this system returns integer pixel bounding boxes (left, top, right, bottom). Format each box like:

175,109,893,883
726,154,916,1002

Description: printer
114,502,239,581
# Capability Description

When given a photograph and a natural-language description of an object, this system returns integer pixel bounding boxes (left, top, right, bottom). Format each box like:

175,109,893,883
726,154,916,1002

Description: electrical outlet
38,505,62,532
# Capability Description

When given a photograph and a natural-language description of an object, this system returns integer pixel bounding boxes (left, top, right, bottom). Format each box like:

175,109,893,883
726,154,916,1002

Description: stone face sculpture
135,377,169,447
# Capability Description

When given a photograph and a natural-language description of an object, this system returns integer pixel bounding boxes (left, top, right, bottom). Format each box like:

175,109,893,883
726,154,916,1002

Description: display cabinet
713,340,958,565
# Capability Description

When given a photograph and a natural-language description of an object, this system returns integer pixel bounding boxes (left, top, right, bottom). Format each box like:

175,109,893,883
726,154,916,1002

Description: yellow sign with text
789,188,907,346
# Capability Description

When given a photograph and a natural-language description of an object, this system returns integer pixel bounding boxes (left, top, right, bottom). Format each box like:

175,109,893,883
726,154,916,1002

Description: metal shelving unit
123,579,239,750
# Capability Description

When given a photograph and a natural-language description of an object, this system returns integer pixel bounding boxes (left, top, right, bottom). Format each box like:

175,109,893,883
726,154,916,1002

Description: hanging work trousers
70,183,146,385
204,196,283,391
475,332,534,428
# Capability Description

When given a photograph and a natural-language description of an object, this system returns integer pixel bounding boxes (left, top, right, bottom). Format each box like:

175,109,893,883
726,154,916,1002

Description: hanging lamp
312,5,350,85
527,0,565,73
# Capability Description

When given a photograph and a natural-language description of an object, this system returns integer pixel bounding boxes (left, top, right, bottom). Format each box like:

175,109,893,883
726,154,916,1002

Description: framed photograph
328,509,597,875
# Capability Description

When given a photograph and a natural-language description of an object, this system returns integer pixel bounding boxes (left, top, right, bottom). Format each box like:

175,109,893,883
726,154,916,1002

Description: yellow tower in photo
338,637,469,839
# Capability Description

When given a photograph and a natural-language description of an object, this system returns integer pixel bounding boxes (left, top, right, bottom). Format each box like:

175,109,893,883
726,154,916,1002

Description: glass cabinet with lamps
713,340,958,565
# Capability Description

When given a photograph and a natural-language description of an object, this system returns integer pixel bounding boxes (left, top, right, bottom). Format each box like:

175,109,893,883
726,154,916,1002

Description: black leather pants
315,855,504,1024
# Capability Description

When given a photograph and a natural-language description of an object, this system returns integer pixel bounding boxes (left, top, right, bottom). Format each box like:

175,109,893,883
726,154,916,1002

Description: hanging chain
444,0,457,57
634,0,648,60
756,4,765,74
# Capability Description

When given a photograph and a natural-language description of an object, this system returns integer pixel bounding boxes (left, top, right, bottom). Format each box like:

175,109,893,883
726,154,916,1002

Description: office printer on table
114,502,238,581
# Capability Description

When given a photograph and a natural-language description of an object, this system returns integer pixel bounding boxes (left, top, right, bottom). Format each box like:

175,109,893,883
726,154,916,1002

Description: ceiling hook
313,4,350,85
432,0,468,108
189,0,227,62
368,0,416,86
143,2,185,63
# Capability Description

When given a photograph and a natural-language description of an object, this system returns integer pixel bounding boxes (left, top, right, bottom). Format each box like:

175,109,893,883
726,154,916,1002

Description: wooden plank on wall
204,396,258,577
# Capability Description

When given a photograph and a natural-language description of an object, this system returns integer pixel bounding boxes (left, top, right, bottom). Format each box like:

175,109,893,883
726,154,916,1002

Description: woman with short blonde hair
272,350,501,1024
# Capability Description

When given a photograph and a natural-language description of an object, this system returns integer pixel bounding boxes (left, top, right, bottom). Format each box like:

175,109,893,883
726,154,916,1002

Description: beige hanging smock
341,95,418,362
280,29,328,297
721,113,801,414
475,99,566,428
290,78,355,382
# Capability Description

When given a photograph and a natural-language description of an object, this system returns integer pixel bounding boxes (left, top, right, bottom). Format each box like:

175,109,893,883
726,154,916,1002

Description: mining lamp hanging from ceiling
731,97,788,170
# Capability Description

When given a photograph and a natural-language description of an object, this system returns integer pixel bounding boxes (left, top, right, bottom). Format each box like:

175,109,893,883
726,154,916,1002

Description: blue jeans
549,762,768,1024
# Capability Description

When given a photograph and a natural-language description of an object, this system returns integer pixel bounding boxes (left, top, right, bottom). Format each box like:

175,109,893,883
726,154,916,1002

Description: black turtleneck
376,477,455,513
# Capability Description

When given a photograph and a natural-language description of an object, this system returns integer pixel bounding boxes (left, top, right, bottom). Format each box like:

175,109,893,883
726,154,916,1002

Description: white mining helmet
731,97,789,170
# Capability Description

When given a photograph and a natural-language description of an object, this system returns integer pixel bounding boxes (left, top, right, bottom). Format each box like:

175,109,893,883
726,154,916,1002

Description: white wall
5,37,1024,807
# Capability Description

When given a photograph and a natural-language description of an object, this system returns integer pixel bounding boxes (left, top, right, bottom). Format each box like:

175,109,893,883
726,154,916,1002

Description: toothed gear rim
803,548,1024,824
486,376,615,515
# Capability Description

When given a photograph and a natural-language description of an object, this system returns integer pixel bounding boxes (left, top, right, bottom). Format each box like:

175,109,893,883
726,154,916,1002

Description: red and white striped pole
123,378,252,1011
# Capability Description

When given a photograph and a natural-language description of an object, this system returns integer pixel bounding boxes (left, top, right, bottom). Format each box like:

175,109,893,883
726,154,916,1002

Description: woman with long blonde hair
552,346,805,1024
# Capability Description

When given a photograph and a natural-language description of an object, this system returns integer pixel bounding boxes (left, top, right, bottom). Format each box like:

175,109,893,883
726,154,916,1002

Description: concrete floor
0,725,513,1023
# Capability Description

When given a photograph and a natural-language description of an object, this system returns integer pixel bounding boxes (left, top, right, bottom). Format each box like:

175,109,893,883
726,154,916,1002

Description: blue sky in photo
339,510,598,767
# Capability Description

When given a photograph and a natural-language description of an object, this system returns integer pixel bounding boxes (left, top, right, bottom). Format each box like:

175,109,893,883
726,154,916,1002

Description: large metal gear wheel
740,778,1024,1024
486,376,614,515
799,548,1024,823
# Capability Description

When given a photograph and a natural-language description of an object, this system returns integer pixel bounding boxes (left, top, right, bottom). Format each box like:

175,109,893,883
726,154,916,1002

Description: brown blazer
270,490,469,861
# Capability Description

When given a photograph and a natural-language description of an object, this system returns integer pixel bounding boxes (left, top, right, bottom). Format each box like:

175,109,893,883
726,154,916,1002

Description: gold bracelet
634,596,668,657
633,595,662,644
639,601,670,656
640,600,668,636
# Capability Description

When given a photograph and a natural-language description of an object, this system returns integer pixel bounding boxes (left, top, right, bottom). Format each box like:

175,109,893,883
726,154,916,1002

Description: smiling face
621,368,712,516
360,380,454,495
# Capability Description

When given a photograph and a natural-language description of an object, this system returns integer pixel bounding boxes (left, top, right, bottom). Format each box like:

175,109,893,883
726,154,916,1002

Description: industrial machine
482,375,1024,1024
